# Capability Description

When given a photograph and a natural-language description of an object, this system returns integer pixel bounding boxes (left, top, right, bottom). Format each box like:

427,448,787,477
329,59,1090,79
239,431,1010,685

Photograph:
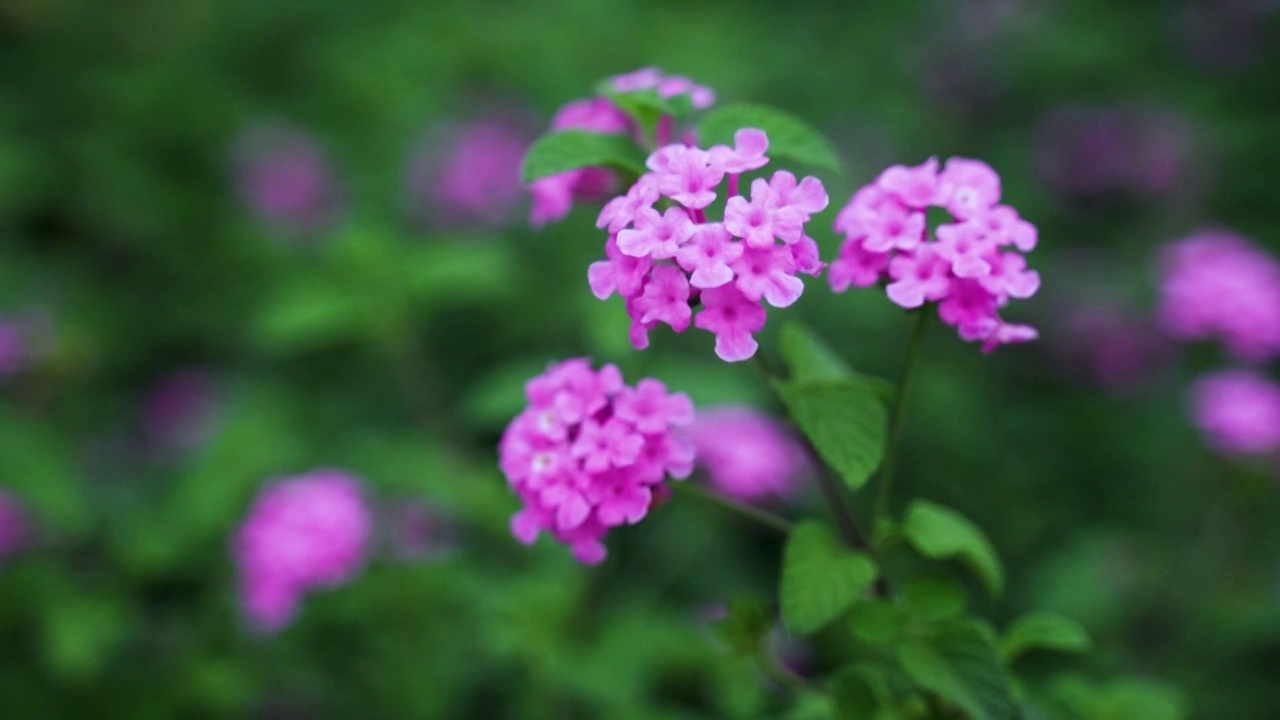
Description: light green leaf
773,379,888,491
403,241,516,308
253,276,370,354
902,500,1004,596
1051,675,1187,720
0,409,89,537
41,594,133,681
901,576,968,622
699,103,842,172
896,620,1013,720
710,594,773,656
600,87,696,127
779,321,894,397
519,130,647,182
1000,611,1091,661
780,521,878,634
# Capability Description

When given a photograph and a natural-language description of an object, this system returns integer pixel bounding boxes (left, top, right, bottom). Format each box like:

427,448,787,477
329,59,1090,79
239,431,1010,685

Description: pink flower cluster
528,68,715,228
234,470,373,632
829,157,1041,352
589,129,829,361
689,406,807,502
0,490,29,563
408,116,530,228
499,359,695,563
1156,229,1280,363
1190,370,1280,457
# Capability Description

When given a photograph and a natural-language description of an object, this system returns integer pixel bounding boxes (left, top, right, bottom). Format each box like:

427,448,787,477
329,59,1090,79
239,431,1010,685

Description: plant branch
671,481,794,535
873,310,930,529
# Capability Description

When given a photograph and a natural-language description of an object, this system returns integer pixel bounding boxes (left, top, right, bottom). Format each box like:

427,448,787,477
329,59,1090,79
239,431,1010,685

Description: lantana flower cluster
1156,229,1280,363
589,129,829,361
689,406,808,502
499,359,695,563
234,470,373,632
528,67,715,227
829,157,1041,352
1190,370,1280,458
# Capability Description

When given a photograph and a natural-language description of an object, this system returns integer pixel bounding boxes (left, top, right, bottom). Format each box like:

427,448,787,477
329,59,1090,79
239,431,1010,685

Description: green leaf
403,241,516,308
779,322,895,397
0,409,90,537
253,276,370,354
698,103,842,172
41,593,133,681
773,379,888,491
1051,675,1187,720
780,521,878,634
896,620,1013,720
710,594,773,656
600,87,696,127
519,130,647,182
847,600,906,646
1000,611,1091,661
830,666,881,719
902,500,1004,596
900,577,968,622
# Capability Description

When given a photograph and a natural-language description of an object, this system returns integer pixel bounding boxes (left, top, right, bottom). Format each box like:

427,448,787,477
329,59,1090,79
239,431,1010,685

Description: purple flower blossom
831,157,1040,352
1156,228,1280,363
234,471,372,632
143,368,217,453
405,115,531,228
232,125,341,234
588,130,828,362
499,359,695,563
1191,370,1280,457
689,407,807,502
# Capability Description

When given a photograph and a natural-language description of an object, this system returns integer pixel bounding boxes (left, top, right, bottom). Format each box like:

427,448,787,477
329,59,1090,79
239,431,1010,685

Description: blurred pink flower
233,125,342,234
1054,303,1173,391
1156,228,1280,363
143,368,217,452
1190,370,1280,457
406,115,531,229
234,470,373,632
0,319,26,377
689,407,807,502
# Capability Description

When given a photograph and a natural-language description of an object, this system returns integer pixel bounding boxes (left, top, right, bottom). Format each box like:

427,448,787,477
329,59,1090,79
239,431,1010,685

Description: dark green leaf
710,594,773,656
773,379,888,491
253,277,370,354
897,620,1013,720
902,500,1004,596
0,409,90,537
403,241,516,307
779,322,895,397
847,600,906,645
780,521,879,634
830,666,881,719
698,103,842,172
901,577,968,622
519,130,647,182
1000,611,1091,661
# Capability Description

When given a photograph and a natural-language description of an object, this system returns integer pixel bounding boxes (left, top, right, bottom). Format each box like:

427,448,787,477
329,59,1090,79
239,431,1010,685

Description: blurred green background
1,0,1278,717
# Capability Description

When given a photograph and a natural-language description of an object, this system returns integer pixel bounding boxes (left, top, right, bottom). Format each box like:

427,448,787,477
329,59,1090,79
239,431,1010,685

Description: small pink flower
938,278,1000,332
978,321,1039,353
725,179,803,248
973,205,1038,252
1191,370,1280,457
886,246,952,309
633,265,693,330
614,378,696,433
834,184,891,238
597,175,659,234
710,128,769,174
695,285,769,362
689,407,808,502
551,97,631,134
861,203,925,253
790,236,826,277
767,171,830,220
652,146,724,209
499,359,696,562
732,245,805,308
589,236,653,300
529,171,581,228
676,222,743,289
408,116,530,228
939,157,1001,219
829,242,891,292
934,221,995,278
978,252,1041,299
877,157,943,209
617,206,697,259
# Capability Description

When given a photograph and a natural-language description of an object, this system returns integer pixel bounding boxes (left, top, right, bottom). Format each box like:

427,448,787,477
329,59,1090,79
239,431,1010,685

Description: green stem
874,310,930,530
752,353,869,551
671,481,794,535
